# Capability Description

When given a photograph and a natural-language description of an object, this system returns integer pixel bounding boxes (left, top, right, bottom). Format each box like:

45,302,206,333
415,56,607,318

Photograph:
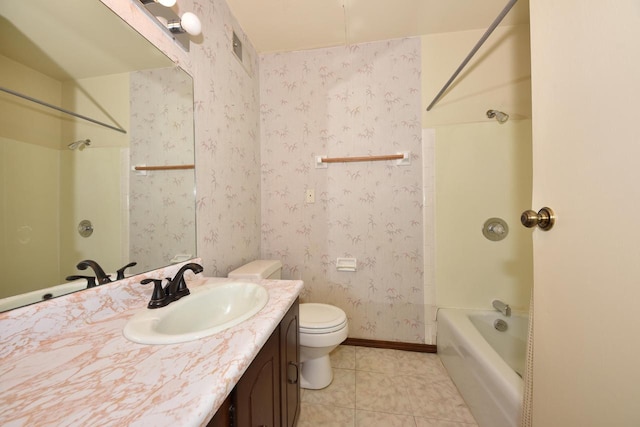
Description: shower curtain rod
0,86,127,134
426,0,518,111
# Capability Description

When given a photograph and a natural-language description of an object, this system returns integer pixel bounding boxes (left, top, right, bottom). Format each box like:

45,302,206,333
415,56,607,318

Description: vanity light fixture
141,0,177,6
167,12,202,36
135,0,202,51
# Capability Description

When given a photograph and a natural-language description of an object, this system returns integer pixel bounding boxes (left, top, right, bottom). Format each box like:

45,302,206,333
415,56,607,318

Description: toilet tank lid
228,260,282,279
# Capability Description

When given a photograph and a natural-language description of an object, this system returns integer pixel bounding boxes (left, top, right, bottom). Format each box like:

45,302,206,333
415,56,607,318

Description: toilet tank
228,260,282,280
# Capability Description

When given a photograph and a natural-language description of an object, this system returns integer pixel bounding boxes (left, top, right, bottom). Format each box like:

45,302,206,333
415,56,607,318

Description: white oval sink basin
123,281,269,345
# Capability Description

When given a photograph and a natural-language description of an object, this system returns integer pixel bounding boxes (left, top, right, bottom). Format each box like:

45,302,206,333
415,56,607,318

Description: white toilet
298,302,348,389
228,260,349,390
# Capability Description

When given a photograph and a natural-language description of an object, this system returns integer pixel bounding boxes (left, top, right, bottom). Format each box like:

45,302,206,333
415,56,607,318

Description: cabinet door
280,299,300,427
206,394,232,427
234,328,281,427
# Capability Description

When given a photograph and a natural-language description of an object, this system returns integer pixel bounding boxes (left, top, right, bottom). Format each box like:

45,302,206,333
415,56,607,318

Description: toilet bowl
299,303,348,390
227,260,348,390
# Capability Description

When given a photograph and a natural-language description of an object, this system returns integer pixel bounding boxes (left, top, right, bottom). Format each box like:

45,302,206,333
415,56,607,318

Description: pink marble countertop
0,264,303,427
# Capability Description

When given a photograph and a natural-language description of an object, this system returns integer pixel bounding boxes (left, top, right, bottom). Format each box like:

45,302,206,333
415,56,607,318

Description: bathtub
0,280,87,312
437,308,527,427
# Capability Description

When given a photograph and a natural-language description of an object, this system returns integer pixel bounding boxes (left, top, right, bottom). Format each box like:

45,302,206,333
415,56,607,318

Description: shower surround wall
260,38,431,344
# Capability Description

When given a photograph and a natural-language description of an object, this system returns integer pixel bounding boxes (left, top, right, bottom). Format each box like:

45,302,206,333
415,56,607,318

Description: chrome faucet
492,299,511,317
141,263,204,309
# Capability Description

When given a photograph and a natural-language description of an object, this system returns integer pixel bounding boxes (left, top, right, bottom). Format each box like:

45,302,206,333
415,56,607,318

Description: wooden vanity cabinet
207,298,300,427
279,300,300,427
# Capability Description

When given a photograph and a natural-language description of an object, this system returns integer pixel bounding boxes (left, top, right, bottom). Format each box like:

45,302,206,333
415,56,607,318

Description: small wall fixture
68,139,91,151
483,217,509,241
166,12,202,36
487,109,509,124
136,0,202,51
142,0,177,6
232,31,243,61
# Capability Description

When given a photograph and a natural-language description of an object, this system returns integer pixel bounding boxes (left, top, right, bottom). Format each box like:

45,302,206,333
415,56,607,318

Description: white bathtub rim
437,308,523,426
0,280,86,312
438,308,524,394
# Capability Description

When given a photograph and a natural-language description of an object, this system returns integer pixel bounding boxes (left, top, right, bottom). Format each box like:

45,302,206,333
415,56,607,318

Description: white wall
0,55,62,296
0,56,130,293
422,25,532,127
421,25,533,312
60,73,129,281
260,38,429,344
435,121,533,311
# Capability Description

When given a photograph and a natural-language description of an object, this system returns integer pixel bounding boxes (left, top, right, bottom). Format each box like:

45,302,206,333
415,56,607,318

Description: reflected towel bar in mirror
134,164,195,171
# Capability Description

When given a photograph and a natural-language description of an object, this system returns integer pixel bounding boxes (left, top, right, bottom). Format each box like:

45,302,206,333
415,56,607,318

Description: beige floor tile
414,417,478,427
298,402,355,427
302,368,356,408
355,370,414,415
300,348,476,426
331,345,356,369
395,350,449,379
402,376,476,424
356,410,417,427
355,346,402,374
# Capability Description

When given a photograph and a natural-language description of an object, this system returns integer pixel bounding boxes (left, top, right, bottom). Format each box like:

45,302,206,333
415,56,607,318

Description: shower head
68,139,91,151
486,110,509,124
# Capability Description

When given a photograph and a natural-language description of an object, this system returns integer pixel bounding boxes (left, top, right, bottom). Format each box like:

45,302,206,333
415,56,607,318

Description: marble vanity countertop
0,268,303,427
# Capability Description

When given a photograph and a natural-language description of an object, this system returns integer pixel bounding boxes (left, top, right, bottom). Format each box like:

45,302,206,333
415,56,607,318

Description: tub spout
492,299,511,317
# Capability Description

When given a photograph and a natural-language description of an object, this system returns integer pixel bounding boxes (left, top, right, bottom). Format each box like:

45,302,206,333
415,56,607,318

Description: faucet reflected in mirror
65,260,138,289
0,0,197,311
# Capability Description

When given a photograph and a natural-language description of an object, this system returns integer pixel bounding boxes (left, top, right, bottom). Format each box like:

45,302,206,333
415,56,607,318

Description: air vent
232,31,242,62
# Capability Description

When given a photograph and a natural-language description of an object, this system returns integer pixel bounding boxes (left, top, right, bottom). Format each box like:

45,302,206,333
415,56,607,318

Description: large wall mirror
0,0,196,311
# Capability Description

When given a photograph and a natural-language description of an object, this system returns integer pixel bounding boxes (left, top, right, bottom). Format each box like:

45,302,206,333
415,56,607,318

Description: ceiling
226,0,530,54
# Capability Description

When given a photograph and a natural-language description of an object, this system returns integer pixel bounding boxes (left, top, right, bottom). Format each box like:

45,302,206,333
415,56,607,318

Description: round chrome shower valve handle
78,220,94,237
521,207,556,231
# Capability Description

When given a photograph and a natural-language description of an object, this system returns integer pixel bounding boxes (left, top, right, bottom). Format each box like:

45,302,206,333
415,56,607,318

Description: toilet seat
300,303,347,334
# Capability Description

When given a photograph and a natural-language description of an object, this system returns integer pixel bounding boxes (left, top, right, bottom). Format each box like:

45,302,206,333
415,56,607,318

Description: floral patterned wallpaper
103,2,435,344
102,0,262,277
129,67,197,273
260,38,430,344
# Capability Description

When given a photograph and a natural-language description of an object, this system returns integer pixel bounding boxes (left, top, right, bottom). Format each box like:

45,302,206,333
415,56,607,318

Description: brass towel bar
315,152,410,168
321,154,404,163
134,164,195,171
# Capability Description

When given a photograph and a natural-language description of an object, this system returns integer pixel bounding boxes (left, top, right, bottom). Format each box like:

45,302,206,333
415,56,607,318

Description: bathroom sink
123,281,269,345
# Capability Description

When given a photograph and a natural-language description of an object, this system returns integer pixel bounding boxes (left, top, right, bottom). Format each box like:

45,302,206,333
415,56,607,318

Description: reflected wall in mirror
0,0,196,310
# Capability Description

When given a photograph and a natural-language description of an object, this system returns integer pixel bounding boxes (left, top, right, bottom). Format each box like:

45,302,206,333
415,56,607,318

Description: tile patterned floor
298,345,478,427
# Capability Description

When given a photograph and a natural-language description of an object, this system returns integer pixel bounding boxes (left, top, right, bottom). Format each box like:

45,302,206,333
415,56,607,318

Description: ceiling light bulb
180,12,202,36
157,0,177,6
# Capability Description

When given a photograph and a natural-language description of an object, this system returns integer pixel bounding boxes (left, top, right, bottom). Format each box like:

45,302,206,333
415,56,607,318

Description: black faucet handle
66,275,97,289
175,276,190,298
116,262,137,280
141,278,169,309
